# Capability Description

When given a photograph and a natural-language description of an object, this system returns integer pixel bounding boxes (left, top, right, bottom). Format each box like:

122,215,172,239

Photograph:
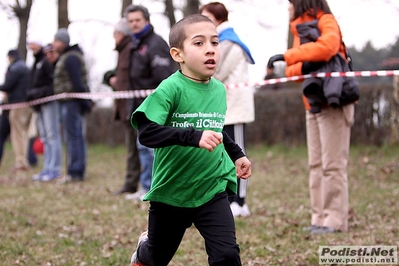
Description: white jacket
214,22,255,125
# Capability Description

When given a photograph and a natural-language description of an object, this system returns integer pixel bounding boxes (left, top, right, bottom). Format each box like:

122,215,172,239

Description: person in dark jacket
51,28,90,184
0,49,33,173
105,18,142,196
27,39,63,181
123,5,177,200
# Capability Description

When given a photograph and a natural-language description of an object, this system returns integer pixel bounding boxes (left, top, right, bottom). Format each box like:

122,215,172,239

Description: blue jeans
37,101,62,175
137,139,153,191
60,100,86,178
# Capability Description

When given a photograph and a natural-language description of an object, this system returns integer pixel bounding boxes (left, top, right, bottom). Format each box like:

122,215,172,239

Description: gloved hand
267,54,285,68
301,61,325,74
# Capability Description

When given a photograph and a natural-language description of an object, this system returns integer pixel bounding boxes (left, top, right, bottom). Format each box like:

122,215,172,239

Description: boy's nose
205,44,216,54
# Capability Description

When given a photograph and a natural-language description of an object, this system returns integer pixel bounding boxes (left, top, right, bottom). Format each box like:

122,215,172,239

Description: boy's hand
235,157,251,179
199,130,223,152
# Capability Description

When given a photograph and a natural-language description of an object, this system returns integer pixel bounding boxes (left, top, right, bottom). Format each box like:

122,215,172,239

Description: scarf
132,24,151,46
219,27,255,64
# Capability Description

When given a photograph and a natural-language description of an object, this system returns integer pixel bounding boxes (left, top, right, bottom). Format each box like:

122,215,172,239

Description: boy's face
171,21,220,81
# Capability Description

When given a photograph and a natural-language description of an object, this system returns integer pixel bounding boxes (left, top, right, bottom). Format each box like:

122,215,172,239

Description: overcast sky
1,0,398,89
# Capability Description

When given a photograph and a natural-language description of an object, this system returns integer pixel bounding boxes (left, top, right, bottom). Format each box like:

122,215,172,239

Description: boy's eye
194,41,203,46
212,41,219,45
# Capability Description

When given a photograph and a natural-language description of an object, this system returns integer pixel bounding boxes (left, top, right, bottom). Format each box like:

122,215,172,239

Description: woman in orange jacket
268,0,355,234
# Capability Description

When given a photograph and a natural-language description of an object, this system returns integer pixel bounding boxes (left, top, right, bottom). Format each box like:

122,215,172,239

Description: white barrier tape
225,69,399,89
0,90,155,111
1,70,398,111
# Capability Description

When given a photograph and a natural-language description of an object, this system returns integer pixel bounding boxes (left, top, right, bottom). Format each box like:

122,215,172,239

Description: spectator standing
51,28,91,184
106,18,142,196
26,38,63,181
200,2,255,217
267,0,355,234
0,49,32,174
130,14,251,266
0,96,36,168
123,5,177,200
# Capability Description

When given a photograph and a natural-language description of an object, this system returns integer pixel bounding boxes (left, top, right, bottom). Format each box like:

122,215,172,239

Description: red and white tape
1,70,398,111
225,69,399,89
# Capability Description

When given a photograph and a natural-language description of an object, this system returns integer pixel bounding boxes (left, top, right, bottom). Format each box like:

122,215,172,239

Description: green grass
0,143,398,265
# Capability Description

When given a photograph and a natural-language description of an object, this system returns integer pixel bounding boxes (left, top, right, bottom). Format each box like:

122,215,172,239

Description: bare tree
183,0,199,16
58,0,70,28
164,0,176,27
121,0,132,17
0,0,33,60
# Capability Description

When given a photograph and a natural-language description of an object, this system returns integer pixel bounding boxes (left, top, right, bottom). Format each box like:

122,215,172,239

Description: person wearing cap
123,5,177,200
51,28,91,184
105,18,142,196
0,49,32,173
26,37,63,181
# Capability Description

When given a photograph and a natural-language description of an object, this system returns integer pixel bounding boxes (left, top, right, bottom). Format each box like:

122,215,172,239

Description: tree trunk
11,0,33,60
183,0,200,16
121,0,133,17
164,0,175,27
58,0,70,28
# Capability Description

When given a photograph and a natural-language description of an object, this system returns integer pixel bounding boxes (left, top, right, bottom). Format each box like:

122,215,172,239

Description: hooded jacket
214,21,255,125
26,49,54,108
53,44,92,114
53,44,88,94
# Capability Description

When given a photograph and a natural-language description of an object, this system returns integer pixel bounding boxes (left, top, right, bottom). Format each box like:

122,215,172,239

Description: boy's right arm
134,112,224,151
134,112,202,148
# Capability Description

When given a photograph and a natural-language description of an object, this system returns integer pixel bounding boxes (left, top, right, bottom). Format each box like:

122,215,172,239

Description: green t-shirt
132,71,237,208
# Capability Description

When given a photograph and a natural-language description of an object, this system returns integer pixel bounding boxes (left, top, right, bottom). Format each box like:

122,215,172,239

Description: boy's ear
170,47,183,63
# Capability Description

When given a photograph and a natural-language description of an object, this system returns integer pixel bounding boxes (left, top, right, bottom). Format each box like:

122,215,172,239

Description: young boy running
130,14,251,266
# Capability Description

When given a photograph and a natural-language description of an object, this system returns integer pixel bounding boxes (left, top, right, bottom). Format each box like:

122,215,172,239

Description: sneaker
131,231,148,266
125,189,147,201
32,171,47,181
311,226,338,235
40,172,62,182
55,175,84,185
230,202,251,217
303,225,320,232
241,204,251,217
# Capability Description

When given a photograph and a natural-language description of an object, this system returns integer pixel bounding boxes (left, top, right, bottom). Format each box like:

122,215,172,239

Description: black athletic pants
137,192,242,266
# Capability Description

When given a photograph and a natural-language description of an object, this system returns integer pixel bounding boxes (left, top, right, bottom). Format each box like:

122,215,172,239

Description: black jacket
296,19,359,113
26,49,54,108
128,24,178,114
0,56,30,104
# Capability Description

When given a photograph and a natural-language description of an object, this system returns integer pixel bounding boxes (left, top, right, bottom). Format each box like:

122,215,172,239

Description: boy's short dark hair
123,5,150,21
169,14,213,49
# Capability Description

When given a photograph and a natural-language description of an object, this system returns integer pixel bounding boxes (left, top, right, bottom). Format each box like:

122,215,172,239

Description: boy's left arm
222,131,251,179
